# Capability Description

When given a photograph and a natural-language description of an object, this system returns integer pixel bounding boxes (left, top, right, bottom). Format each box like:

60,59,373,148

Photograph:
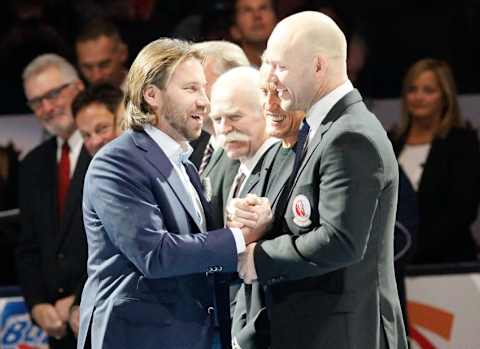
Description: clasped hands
31,295,76,340
226,194,273,284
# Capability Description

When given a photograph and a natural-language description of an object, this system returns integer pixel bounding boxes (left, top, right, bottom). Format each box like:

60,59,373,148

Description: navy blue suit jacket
78,129,238,349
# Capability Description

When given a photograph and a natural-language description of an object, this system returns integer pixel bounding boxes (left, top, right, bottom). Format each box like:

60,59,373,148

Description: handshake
226,193,273,244
225,194,273,284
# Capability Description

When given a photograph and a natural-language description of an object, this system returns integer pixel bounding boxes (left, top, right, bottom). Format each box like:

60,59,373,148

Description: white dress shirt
144,125,245,253
306,80,354,142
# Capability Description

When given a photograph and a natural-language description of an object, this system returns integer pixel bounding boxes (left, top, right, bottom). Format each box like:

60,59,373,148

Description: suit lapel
239,145,275,198
268,151,295,209
202,148,224,178
289,89,364,193
239,170,260,198
133,130,205,232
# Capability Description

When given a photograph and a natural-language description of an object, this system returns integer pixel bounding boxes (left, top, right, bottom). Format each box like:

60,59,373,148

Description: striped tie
198,143,214,175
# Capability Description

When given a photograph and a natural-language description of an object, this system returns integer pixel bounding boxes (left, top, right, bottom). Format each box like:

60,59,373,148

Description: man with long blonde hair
78,38,263,349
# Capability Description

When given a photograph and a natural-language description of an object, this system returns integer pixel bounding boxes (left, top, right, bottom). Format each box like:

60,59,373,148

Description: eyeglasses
26,83,72,111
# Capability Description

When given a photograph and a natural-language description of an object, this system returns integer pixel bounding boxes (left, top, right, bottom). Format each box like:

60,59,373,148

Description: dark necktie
57,141,70,218
272,119,310,235
231,171,246,199
198,143,214,175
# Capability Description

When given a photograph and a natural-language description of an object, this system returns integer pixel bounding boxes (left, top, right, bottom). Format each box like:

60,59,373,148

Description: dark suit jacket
252,90,407,349
391,127,480,264
78,129,238,349
16,137,90,348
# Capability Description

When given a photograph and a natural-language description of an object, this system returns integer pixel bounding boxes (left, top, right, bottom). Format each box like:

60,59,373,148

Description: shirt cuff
230,228,246,254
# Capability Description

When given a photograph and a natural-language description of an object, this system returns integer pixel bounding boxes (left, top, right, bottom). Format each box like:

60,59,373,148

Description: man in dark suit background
17,54,89,349
190,41,249,171
230,12,408,349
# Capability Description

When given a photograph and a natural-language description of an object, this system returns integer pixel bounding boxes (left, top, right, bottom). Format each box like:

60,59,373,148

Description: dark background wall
0,0,479,115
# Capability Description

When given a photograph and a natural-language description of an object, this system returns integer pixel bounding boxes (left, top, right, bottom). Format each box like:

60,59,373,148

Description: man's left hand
238,243,257,284
54,295,75,323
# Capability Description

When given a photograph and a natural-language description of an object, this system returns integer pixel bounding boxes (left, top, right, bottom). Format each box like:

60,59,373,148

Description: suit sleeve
15,158,49,309
254,131,384,284
84,148,238,279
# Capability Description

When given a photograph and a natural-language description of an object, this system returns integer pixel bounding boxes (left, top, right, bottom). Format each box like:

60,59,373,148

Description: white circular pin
292,194,312,227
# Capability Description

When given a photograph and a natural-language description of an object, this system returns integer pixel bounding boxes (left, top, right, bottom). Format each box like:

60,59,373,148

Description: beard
162,97,202,142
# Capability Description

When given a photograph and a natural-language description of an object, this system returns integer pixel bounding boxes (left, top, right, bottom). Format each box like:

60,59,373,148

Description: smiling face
260,71,303,147
405,70,445,122
263,30,317,112
156,58,209,142
24,66,83,139
76,102,117,155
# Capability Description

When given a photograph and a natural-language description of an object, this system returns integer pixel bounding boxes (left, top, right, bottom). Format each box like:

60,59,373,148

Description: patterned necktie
232,171,246,199
57,141,70,218
198,143,214,175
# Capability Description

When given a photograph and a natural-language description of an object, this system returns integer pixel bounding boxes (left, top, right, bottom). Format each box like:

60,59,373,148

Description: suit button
207,306,215,315
58,288,64,294
57,253,64,260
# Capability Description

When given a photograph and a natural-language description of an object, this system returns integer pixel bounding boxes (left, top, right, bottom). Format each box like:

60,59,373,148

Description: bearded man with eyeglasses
16,53,90,349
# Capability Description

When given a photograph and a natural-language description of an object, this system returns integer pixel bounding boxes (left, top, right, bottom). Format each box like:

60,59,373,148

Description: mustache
217,131,250,147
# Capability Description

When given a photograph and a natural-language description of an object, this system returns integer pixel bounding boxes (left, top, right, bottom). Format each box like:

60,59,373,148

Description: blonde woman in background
390,58,480,264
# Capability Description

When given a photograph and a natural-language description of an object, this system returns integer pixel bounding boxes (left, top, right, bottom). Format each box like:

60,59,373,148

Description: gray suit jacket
232,143,296,349
78,129,238,349
247,90,407,349
201,148,239,227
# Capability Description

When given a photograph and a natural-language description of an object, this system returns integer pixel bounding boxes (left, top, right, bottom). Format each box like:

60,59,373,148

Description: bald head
272,11,347,62
210,67,267,161
263,11,348,111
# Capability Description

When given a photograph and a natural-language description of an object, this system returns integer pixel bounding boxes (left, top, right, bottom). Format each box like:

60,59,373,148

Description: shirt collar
306,80,354,141
57,129,82,149
239,137,278,177
144,124,193,165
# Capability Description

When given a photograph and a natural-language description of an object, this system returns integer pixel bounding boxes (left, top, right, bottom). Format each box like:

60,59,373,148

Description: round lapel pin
292,194,312,227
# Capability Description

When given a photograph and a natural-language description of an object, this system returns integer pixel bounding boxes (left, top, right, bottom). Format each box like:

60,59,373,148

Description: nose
196,89,210,111
90,67,104,83
218,118,233,135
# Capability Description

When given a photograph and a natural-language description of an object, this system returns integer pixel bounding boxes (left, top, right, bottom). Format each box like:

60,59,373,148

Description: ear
230,25,241,41
143,84,164,111
314,55,328,78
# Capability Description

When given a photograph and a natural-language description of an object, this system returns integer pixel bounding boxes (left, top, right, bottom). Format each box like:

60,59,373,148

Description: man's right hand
226,194,273,244
31,303,67,339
